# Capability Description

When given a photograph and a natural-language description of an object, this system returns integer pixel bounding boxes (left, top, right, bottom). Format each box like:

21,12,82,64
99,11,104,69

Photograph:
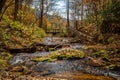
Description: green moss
78,52,85,58
31,57,52,62
50,52,58,59
93,50,109,61
107,37,114,44
0,51,12,68
102,53,109,60
52,49,85,60
104,37,115,44
93,50,106,56
107,64,116,69
44,53,75,60
66,54,74,59
0,52,12,60
31,49,85,62
0,59,7,67
1,52,12,60
50,51,85,60
57,55,67,60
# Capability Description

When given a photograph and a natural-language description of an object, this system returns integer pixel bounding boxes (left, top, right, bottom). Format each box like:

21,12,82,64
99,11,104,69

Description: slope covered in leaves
0,18,46,48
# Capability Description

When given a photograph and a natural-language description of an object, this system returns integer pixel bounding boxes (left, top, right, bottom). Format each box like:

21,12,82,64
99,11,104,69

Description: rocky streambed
7,37,120,80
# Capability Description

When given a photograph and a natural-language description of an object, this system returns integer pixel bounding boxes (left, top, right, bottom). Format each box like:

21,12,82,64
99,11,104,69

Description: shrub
0,19,46,47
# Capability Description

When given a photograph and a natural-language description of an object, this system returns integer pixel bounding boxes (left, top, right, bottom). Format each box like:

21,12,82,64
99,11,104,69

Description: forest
0,0,120,80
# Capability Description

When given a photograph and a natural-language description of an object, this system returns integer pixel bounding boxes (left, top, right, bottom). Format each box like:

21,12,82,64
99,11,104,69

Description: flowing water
9,37,120,80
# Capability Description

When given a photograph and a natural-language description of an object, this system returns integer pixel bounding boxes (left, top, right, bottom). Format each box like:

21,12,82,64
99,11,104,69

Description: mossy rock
93,50,109,61
31,48,85,62
50,52,59,59
50,48,85,60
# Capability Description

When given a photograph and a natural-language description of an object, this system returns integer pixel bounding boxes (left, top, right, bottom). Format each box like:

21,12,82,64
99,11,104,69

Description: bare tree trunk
67,0,70,31
81,0,83,27
14,0,19,21
94,1,98,27
19,0,23,23
86,3,90,23
74,1,78,30
39,0,44,28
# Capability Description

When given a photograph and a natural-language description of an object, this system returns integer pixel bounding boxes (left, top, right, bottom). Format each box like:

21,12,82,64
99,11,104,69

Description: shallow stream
9,37,120,80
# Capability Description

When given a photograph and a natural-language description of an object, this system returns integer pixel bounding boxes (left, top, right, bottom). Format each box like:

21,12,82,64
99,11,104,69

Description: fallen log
5,42,63,53
7,46,36,53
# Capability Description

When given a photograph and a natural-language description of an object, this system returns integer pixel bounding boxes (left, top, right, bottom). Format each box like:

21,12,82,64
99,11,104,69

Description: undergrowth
0,16,46,48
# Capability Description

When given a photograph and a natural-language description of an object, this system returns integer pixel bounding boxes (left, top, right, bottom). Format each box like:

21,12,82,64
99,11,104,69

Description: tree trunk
14,0,19,21
67,0,70,32
94,1,98,27
39,0,44,28
0,0,6,14
19,0,23,23
0,0,6,20
74,0,78,30
81,0,83,27
86,3,90,23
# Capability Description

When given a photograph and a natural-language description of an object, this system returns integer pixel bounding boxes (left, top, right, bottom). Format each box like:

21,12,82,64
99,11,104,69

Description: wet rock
9,52,50,66
11,66,24,72
7,37,120,79
87,57,105,67
10,66,31,74
9,54,30,65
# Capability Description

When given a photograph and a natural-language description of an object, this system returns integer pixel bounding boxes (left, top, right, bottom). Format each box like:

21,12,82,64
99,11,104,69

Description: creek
9,37,120,80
